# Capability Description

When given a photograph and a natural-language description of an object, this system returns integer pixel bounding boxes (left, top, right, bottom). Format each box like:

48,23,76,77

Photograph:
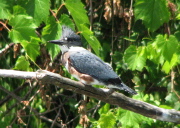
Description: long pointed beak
48,40,64,45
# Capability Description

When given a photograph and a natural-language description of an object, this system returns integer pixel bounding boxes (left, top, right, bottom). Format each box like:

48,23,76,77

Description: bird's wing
68,50,137,95
69,50,120,84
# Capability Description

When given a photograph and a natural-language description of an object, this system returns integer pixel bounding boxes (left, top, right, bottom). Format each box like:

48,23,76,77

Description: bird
49,26,137,95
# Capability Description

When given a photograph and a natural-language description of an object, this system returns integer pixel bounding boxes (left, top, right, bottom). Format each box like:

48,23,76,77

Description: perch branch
0,69,180,124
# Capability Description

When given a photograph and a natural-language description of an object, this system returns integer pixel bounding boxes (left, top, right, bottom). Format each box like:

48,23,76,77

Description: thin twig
89,0,93,31
66,102,102,125
0,85,62,127
110,0,114,66
171,70,180,100
0,43,15,57
57,3,65,17
50,108,62,128
65,114,80,125
92,100,101,118
128,0,133,31
12,105,64,118
0,21,10,31
0,82,28,106
1,82,37,116
50,9,59,21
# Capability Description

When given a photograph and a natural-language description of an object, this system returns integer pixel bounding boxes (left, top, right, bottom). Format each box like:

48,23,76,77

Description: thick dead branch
0,69,180,124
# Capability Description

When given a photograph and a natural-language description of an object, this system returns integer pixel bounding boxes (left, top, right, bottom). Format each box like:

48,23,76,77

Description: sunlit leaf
60,14,75,30
25,0,50,25
154,35,178,62
13,5,26,15
117,108,153,128
65,0,89,26
162,54,178,74
80,24,101,56
159,105,172,109
176,13,180,20
135,0,170,32
98,111,116,128
9,15,37,43
146,43,164,65
124,45,146,71
65,0,101,56
120,111,141,128
98,103,110,114
0,0,11,19
42,16,61,59
14,56,32,71
21,38,40,61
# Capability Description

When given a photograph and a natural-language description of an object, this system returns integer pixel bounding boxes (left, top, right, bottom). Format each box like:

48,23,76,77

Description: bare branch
0,83,62,127
0,69,180,124
0,82,28,106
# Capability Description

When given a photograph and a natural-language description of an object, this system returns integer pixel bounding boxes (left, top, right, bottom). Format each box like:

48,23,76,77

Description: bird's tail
119,82,137,95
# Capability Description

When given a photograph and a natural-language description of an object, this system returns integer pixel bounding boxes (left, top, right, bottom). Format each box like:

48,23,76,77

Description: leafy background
0,0,180,127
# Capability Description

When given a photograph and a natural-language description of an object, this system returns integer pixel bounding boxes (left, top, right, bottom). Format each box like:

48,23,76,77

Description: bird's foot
103,88,115,99
107,88,115,95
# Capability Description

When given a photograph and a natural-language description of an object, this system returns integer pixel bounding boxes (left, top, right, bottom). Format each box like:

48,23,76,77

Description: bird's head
49,26,82,48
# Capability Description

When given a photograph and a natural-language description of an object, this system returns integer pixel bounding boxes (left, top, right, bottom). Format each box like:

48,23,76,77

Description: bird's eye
64,37,68,41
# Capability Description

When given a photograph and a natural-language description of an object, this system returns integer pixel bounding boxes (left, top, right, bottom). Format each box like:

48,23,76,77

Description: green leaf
15,0,49,25
174,102,180,110
42,17,62,41
124,45,146,71
25,0,50,25
14,56,32,71
42,16,61,59
162,61,171,74
80,24,101,56
98,103,110,114
65,0,101,56
165,92,179,104
154,35,178,62
120,111,140,128
159,105,172,109
135,0,170,32
0,0,11,19
98,111,116,128
65,0,89,27
174,31,180,42
60,14,75,30
176,13,180,20
21,38,40,61
9,15,37,43
119,110,148,128
146,43,164,65
162,54,178,74
13,5,27,15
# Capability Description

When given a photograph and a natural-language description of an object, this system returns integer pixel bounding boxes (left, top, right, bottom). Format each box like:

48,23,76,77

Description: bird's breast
62,52,98,85
62,52,70,66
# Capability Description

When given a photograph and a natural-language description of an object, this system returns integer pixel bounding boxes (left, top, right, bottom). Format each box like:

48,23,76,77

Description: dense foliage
0,0,180,127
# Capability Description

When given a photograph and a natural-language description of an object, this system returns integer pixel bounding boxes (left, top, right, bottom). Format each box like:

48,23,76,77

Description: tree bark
0,69,180,123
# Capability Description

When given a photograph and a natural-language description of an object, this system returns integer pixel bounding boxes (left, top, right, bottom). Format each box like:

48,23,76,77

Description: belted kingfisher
49,26,137,95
